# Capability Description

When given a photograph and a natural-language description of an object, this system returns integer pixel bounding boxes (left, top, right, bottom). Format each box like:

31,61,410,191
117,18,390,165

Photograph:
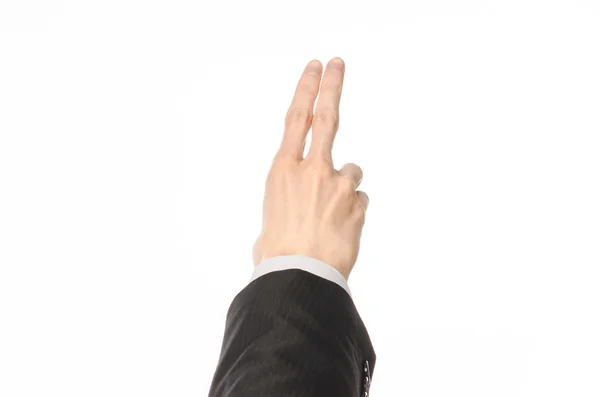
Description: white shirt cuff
250,255,352,298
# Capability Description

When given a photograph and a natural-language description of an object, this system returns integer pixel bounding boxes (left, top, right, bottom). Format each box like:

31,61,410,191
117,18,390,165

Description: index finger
307,57,345,162
276,59,323,161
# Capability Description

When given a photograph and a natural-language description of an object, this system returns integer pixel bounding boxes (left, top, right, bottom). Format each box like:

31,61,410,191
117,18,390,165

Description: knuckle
309,166,332,181
356,191,369,211
338,176,357,194
343,163,362,180
304,156,334,176
353,163,363,177
271,155,297,175
285,107,312,128
352,207,366,224
313,108,339,129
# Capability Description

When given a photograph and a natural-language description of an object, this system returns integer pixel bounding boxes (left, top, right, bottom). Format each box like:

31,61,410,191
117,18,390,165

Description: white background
1,0,599,396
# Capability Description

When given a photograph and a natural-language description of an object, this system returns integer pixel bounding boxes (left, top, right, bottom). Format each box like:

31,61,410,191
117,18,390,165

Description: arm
208,58,375,396
207,264,375,397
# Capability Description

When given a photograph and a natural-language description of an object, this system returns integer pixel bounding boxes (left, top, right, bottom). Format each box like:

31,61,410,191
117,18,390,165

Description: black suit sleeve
207,269,376,397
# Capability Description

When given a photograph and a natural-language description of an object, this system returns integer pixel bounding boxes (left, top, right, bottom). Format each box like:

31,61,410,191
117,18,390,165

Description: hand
252,57,369,280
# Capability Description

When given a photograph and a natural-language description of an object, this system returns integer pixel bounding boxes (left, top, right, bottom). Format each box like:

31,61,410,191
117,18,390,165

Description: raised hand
252,57,369,279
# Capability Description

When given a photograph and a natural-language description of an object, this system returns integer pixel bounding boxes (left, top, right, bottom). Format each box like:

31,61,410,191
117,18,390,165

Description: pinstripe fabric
208,269,376,397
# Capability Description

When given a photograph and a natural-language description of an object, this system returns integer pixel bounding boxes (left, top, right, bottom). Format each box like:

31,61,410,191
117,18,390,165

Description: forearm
207,268,375,397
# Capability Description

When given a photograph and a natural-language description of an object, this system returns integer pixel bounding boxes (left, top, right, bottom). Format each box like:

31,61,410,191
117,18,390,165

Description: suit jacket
207,269,376,397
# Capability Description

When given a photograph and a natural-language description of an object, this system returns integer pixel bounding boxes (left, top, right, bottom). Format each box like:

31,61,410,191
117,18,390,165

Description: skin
252,57,369,280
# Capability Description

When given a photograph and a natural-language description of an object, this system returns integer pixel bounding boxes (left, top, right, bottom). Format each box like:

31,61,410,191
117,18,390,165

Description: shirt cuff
251,255,352,298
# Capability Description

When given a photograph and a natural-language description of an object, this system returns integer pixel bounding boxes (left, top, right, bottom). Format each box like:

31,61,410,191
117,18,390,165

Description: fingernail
306,60,321,75
329,57,345,71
